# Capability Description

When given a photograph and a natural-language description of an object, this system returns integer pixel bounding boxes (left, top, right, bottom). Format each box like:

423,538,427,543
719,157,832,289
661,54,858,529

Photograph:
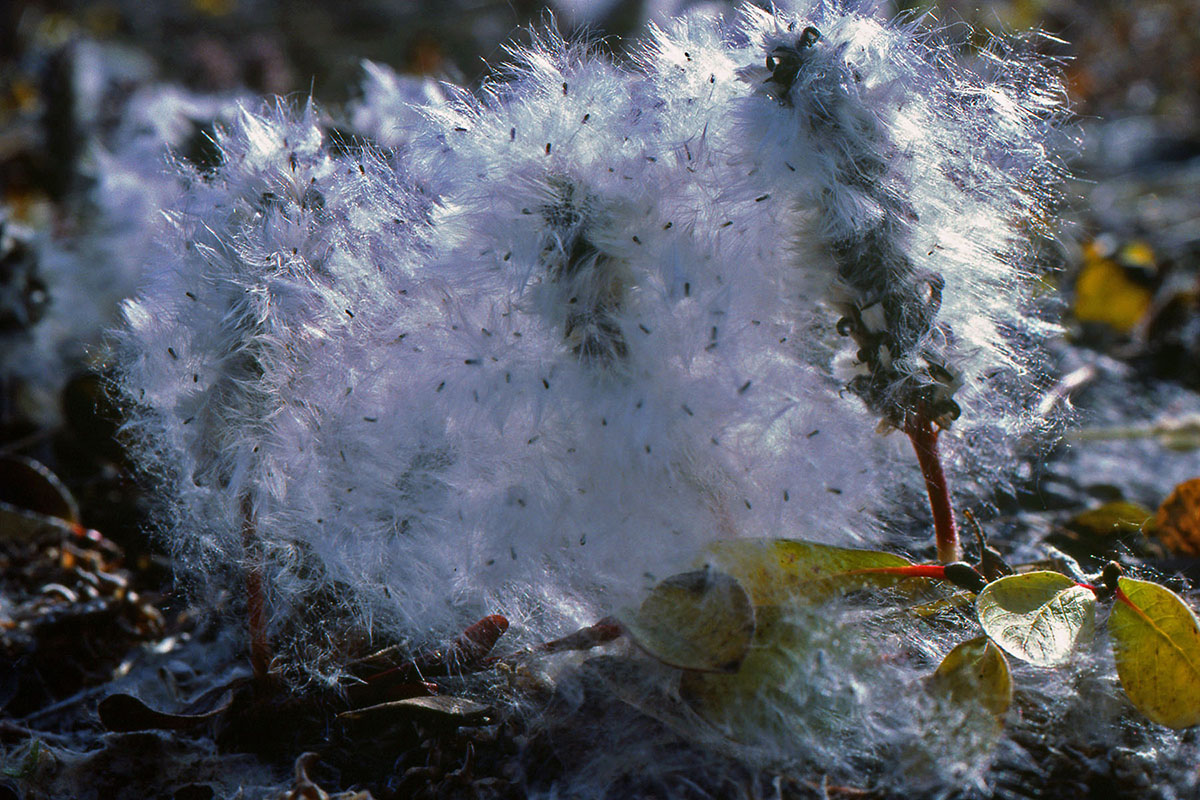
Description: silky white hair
109,3,1106,795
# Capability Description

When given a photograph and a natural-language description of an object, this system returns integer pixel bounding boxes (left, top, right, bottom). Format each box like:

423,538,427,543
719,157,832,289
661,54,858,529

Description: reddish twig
537,617,623,654
850,564,949,580
905,413,960,563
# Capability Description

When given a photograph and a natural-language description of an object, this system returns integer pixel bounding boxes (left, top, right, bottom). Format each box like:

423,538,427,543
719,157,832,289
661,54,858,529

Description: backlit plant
104,0,1200,795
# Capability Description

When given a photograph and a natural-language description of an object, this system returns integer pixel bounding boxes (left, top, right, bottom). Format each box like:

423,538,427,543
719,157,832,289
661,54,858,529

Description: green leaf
704,539,917,606
621,567,755,673
975,571,1096,667
679,605,907,746
1070,501,1153,538
678,605,818,741
1110,576,1200,728
929,636,1012,719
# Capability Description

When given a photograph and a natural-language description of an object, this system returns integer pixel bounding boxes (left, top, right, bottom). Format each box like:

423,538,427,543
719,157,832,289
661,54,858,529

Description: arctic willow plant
114,0,1068,784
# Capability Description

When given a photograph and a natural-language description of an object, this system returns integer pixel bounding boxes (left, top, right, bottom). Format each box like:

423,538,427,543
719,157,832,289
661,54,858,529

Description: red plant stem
1080,581,1139,611
905,414,960,563
1084,582,1137,614
1114,586,1138,610
241,495,271,682
850,564,947,580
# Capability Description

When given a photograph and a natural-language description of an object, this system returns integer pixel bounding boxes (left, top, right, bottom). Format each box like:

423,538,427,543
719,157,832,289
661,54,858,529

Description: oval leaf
1110,577,1200,729
1070,501,1153,539
976,571,1096,667
705,539,916,606
929,636,1012,719
621,568,754,673
99,692,226,732
679,605,813,740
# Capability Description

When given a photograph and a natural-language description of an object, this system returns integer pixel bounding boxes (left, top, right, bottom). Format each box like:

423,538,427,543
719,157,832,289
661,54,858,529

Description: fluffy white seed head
116,99,441,675
348,60,447,150
641,1,1068,494
115,25,900,681
110,5,1086,793
404,24,899,624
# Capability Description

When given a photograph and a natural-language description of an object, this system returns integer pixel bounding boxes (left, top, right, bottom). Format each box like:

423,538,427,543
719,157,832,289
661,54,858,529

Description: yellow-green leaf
1073,244,1152,333
929,636,1013,719
621,568,754,673
909,592,975,619
1110,577,1200,729
678,605,815,741
1070,501,1153,538
705,539,916,606
976,571,1096,667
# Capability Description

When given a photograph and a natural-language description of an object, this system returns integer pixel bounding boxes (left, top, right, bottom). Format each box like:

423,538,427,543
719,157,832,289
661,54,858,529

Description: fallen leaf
337,695,492,728
1070,501,1154,538
1073,241,1152,333
537,618,622,654
1154,478,1200,557
98,690,234,732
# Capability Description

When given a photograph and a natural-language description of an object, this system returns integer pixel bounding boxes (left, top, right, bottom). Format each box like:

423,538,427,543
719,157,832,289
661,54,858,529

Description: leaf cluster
622,539,1200,746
